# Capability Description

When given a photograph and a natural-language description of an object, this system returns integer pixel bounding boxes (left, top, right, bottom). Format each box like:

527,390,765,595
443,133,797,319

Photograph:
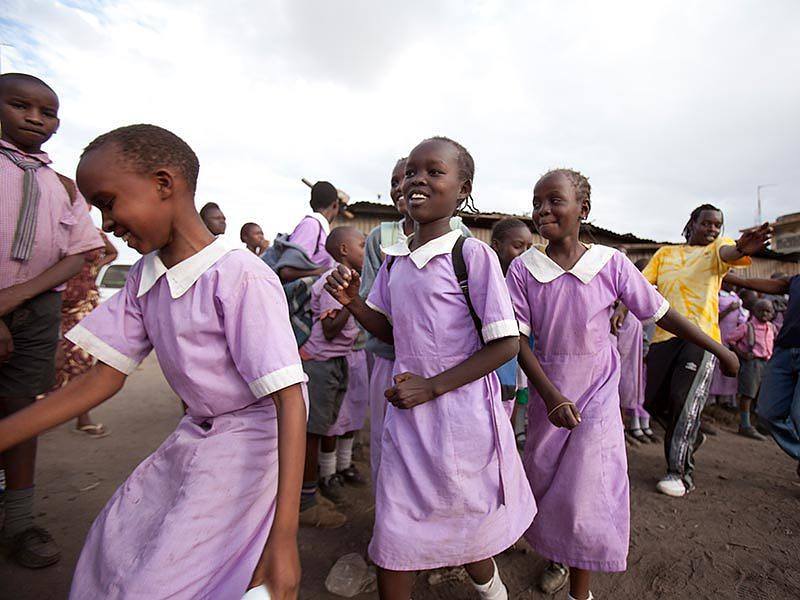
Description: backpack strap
55,172,78,204
746,321,756,349
452,236,485,345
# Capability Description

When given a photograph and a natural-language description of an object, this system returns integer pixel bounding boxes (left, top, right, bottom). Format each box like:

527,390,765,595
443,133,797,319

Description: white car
96,264,131,303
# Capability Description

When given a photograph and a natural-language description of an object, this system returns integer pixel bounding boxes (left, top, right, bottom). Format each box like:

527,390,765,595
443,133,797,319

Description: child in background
490,218,534,424
709,280,748,407
327,137,535,600
241,222,270,256
728,298,775,440
199,201,227,235
360,158,411,486
0,73,103,568
300,226,365,528
280,181,340,282
0,124,308,598
507,169,739,600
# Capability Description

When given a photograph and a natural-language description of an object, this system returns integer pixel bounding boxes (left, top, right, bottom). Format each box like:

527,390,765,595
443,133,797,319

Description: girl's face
492,226,534,274
531,172,588,242
754,301,775,323
688,209,723,246
77,144,175,255
390,160,407,217
401,139,470,225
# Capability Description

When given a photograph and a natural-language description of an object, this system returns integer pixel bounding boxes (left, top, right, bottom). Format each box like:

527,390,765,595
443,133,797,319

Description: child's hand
0,320,13,363
545,396,582,430
385,373,436,409
0,286,27,317
718,348,740,378
248,533,300,600
610,304,628,336
324,265,361,306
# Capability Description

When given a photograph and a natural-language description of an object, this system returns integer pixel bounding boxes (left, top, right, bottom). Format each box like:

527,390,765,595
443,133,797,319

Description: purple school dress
65,240,307,600
369,355,394,485
617,314,648,418
709,291,747,397
326,349,369,437
506,246,668,572
365,230,536,570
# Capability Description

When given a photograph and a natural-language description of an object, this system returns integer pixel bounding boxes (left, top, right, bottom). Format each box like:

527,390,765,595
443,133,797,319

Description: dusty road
1,357,798,599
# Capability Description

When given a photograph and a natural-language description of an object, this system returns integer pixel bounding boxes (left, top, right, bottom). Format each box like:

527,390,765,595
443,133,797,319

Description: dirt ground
1,357,799,600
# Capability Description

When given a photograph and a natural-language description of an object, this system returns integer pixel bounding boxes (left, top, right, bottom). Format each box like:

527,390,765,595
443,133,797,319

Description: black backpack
387,235,484,345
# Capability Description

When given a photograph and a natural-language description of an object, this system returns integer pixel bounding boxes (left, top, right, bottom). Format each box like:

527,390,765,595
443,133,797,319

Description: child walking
0,125,307,599
300,225,366,528
506,169,740,600
327,137,535,600
728,298,776,440
0,73,104,568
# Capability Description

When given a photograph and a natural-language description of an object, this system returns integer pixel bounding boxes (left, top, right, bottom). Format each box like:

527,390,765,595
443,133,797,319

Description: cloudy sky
2,1,798,262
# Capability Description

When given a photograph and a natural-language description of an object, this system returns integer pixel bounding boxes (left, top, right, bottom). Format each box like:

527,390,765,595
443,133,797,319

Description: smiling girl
506,169,741,600
0,125,307,600
326,137,535,600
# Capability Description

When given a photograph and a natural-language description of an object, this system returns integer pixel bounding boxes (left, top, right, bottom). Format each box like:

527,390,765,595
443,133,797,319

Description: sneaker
299,501,347,529
319,474,346,504
539,561,569,594
338,464,367,487
656,474,687,498
5,526,61,568
738,425,767,441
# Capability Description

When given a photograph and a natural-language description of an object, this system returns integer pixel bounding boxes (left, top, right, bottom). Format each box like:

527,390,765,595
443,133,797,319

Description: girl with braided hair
506,169,739,600
642,205,771,497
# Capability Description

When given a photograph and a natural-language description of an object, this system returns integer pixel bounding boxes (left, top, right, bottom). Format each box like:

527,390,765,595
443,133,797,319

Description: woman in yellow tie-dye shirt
642,204,771,498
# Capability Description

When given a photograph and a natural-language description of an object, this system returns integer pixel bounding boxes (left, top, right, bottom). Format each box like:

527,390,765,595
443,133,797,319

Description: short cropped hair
0,73,56,97
82,124,200,192
491,217,529,242
310,181,339,211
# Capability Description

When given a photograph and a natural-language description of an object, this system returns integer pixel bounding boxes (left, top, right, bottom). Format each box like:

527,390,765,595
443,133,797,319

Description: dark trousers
645,338,716,488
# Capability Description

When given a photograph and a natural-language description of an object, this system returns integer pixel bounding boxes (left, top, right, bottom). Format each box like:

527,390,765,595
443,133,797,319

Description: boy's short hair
0,73,56,97
199,202,221,219
491,217,529,242
325,226,359,262
240,222,259,240
82,124,200,192
310,181,338,211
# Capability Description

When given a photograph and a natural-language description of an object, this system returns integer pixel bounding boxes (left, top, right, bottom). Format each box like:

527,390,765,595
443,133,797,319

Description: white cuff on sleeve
366,299,392,323
65,324,141,375
651,299,670,323
249,364,307,398
517,321,532,337
482,319,520,342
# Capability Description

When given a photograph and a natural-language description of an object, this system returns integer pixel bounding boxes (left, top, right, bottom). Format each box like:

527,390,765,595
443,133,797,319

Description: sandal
72,423,110,439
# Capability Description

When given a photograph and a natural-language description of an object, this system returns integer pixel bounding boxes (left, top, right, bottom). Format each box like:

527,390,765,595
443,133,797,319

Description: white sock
641,415,651,430
472,560,507,600
319,450,336,481
568,592,594,600
629,415,641,430
336,436,354,472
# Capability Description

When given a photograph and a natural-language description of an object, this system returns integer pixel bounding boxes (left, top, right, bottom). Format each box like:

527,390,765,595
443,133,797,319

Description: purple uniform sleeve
288,216,322,258
614,252,669,322
64,190,104,256
65,262,153,375
366,259,392,322
317,275,345,320
219,270,306,398
463,239,519,342
505,257,532,338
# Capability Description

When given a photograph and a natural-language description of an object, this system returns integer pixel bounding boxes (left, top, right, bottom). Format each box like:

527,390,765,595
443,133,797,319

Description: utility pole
757,184,777,225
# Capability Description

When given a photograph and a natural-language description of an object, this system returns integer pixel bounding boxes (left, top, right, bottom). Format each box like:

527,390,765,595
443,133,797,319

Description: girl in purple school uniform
506,169,739,600
326,137,535,600
0,125,307,600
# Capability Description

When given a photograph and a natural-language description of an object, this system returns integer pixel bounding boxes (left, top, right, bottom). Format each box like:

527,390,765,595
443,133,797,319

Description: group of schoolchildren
0,71,798,600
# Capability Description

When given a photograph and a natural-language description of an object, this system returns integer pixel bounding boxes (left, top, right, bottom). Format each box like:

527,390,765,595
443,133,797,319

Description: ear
580,199,591,221
490,238,500,252
154,168,175,200
458,178,473,202
52,118,60,135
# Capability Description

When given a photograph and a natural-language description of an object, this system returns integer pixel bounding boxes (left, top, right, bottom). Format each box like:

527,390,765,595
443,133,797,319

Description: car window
100,265,131,289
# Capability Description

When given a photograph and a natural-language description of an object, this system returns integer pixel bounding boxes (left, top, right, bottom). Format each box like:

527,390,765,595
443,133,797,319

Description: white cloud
2,0,799,263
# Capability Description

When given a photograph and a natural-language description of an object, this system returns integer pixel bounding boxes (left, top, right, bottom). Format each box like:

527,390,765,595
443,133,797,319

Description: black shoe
5,526,61,569
338,464,367,487
319,474,346,504
642,428,661,443
627,428,651,444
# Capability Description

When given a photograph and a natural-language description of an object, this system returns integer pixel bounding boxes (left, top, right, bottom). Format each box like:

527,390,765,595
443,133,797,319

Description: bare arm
0,253,88,316
0,363,126,451
656,308,739,376
723,272,790,295
321,309,352,341
324,267,393,344
278,266,327,284
248,383,305,596
97,232,119,268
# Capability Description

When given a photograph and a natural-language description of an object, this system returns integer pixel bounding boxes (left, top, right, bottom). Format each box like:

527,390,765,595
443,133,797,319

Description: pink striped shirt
0,139,103,291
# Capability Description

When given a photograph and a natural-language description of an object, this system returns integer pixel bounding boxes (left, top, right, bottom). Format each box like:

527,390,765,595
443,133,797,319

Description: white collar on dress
519,244,617,284
383,229,462,269
310,212,331,235
137,237,233,298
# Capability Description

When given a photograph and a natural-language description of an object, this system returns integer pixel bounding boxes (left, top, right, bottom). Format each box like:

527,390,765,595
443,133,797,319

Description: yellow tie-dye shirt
643,236,750,345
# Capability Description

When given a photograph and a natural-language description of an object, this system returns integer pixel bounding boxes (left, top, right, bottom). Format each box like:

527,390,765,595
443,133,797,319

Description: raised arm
0,363,126,452
723,272,791,295
718,223,772,264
